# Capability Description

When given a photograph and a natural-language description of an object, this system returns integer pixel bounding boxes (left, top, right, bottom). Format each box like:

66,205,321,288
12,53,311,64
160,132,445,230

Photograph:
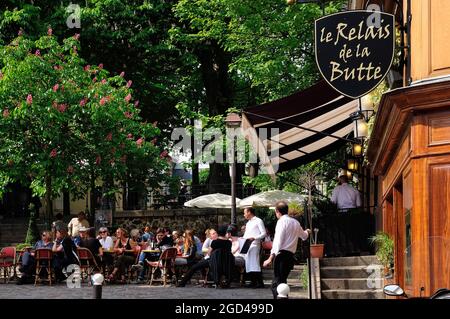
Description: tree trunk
89,173,96,226
196,41,236,190
191,162,199,196
63,190,70,217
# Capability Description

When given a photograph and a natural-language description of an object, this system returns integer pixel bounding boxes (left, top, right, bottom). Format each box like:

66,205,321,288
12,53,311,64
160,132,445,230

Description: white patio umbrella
184,193,241,209
238,190,305,208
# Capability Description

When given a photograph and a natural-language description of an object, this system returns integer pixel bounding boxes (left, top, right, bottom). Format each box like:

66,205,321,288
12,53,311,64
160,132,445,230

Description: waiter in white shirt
331,175,362,211
242,207,266,288
263,201,311,299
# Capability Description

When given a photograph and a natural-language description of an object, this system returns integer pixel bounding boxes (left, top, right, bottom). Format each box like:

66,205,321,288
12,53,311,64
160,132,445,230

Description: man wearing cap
263,201,311,299
73,226,88,246
68,211,90,237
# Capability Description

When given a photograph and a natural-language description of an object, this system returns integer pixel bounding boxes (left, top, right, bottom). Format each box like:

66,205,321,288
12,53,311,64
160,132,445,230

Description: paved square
0,282,307,299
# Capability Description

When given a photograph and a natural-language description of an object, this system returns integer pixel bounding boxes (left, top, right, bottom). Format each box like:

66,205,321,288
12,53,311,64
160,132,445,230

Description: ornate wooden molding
368,78,450,175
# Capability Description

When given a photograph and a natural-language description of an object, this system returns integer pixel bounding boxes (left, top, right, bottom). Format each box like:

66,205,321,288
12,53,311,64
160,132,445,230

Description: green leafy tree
0,32,169,224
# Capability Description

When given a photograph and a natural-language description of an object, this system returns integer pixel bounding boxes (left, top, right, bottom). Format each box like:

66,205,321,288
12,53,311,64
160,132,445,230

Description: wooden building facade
352,0,450,297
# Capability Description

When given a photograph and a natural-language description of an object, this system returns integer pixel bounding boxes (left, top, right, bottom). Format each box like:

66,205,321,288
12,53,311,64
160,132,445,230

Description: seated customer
79,227,103,268
226,224,245,267
98,227,114,271
177,225,232,287
142,225,154,243
17,231,53,285
175,229,197,266
52,225,80,282
107,228,137,283
131,227,167,283
202,229,218,259
98,227,114,250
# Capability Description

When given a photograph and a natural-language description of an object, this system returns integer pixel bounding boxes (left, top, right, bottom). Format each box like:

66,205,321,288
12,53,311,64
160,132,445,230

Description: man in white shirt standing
243,207,267,288
263,201,311,299
331,175,362,211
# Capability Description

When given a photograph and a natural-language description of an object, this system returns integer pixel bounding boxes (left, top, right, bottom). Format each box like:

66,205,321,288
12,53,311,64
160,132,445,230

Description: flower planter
310,244,324,258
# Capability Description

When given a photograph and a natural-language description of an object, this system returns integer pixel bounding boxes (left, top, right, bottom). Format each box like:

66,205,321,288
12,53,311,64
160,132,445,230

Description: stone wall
112,208,246,238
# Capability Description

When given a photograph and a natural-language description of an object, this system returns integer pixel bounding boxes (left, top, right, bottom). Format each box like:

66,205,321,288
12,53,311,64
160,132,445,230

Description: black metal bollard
93,284,102,299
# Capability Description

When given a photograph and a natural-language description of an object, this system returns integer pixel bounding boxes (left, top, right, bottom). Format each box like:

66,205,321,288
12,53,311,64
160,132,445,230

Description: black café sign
315,11,395,99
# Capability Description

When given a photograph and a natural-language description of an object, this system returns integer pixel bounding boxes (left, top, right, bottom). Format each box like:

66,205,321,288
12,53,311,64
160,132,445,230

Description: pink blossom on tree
53,84,59,92
57,104,67,113
26,94,33,105
119,71,125,77
50,149,57,158
124,111,132,119
98,63,104,69
106,132,112,141
95,155,102,165
126,80,132,88
136,138,144,147
124,94,132,103
47,28,53,36
3,109,10,118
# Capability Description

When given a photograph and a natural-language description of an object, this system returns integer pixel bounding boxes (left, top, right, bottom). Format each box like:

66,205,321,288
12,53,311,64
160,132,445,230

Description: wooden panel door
429,162,450,293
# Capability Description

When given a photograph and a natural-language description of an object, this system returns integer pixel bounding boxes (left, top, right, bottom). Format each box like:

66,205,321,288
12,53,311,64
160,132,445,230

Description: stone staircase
262,264,307,299
320,256,384,299
0,219,46,246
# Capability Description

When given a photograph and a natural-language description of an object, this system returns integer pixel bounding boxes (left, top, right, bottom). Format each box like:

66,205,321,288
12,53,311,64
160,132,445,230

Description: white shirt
67,217,90,237
271,215,309,255
99,236,114,250
243,216,266,241
331,183,361,210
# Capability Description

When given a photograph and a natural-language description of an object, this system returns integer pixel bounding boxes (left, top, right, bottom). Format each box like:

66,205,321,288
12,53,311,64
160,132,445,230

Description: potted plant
369,232,394,277
310,228,324,258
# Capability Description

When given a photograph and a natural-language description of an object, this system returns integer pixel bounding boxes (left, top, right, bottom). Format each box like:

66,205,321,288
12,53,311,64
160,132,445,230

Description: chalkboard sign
315,11,395,98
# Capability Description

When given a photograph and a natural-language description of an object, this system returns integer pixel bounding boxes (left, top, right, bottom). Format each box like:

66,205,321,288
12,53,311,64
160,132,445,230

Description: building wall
410,0,450,81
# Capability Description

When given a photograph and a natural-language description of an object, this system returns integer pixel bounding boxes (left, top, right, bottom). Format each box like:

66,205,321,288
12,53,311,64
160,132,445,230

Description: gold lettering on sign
333,22,392,46
330,62,383,82
320,27,333,43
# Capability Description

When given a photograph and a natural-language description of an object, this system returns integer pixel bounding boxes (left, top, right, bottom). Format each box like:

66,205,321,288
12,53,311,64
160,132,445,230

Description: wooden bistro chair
126,245,141,283
77,247,101,285
34,248,53,286
146,247,177,287
0,246,16,283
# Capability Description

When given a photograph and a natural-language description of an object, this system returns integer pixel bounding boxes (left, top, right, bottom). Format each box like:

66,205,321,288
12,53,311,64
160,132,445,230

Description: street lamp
225,112,242,225
352,143,363,157
350,111,368,140
360,94,375,120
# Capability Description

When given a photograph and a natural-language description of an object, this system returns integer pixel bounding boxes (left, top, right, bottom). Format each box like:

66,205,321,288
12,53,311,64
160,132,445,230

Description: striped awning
242,81,358,174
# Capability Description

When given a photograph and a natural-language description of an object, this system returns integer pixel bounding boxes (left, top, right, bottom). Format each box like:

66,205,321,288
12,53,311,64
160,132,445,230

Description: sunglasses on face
99,231,107,233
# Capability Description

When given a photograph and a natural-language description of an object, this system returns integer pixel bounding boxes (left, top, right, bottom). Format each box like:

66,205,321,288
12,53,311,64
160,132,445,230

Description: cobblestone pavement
0,281,308,299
